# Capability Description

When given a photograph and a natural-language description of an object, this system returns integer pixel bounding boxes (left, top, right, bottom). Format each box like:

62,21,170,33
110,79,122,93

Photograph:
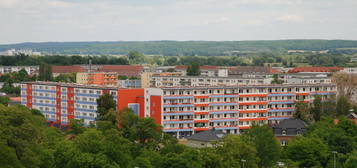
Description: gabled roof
175,65,219,70
187,129,226,142
272,119,307,136
274,118,307,129
347,113,357,119
99,65,143,77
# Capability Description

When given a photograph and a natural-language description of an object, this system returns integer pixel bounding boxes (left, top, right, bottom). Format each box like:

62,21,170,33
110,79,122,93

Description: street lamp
241,159,246,168
331,151,337,168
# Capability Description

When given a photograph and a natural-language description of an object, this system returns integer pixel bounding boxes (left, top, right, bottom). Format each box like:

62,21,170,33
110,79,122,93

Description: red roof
288,67,343,73
175,65,219,70
98,65,143,77
52,65,86,73
228,66,279,74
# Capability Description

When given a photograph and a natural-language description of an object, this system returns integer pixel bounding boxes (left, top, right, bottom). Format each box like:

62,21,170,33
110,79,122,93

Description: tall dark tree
244,125,281,168
38,62,53,81
336,96,351,116
293,101,310,122
311,95,322,121
186,62,201,76
96,93,116,121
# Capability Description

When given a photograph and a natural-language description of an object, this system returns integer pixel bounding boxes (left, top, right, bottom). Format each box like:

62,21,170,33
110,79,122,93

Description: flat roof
23,81,118,90
161,83,336,90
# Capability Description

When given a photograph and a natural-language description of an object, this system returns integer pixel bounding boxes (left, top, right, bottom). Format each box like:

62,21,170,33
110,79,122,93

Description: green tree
0,105,60,167
244,125,281,168
68,119,86,135
336,96,351,116
0,96,10,106
217,135,259,168
96,93,116,121
128,51,145,64
118,108,162,147
271,74,283,84
39,62,53,81
344,150,357,168
54,73,76,83
293,101,310,122
187,62,201,76
286,137,329,167
311,95,322,121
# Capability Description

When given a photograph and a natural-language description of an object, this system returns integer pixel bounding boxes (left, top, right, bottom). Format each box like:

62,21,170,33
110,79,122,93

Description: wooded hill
1,40,357,56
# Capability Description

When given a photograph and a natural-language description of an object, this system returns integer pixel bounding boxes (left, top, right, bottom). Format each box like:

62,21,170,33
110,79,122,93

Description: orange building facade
77,72,118,86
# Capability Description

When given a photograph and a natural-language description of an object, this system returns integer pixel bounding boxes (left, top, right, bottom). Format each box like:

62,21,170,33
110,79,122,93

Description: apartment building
160,84,336,138
21,82,336,138
280,73,332,84
76,72,118,86
148,76,273,88
175,65,229,77
118,80,141,88
0,66,39,75
21,82,162,126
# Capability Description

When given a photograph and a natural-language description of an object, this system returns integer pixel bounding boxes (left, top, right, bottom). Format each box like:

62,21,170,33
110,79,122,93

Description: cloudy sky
0,0,356,44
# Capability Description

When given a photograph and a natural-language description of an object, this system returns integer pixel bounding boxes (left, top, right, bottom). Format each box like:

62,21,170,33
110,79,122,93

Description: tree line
0,51,356,67
2,40,357,55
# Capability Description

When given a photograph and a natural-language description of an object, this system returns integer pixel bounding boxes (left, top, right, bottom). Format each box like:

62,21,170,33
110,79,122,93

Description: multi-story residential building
175,65,229,77
0,66,39,75
76,72,118,86
148,76,273,88
228,66,279,76
341,67,357,74
52,65,143,77
118,80,141,88
21,82,336,138
20,82,162,126
280,73,332,84
160,84,336,137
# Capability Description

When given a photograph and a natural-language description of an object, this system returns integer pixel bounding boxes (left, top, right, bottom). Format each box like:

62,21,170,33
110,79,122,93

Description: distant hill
1,40,357,56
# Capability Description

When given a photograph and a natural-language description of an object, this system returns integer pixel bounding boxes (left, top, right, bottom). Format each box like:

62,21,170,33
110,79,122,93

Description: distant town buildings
288,67,343,73
0,66,39,75
51,65,143,78
0,49,41,56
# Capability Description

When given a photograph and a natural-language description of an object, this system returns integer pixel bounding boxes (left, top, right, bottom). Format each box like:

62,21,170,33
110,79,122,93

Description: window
128,103,140,115
282,130,286,136
281,140,288,146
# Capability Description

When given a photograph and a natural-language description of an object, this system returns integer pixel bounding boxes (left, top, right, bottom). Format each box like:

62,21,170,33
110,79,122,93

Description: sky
0,0,356,44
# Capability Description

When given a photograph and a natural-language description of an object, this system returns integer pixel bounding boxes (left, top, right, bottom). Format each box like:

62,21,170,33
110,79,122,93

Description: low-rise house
186,129,226,148
272,119,307,146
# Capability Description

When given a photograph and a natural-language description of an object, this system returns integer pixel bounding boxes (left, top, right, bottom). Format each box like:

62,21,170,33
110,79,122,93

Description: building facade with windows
76,72,118,86
21,82,336,138
21,82,162,126
0,66,39,75
149,76,273,88
160,84,336,138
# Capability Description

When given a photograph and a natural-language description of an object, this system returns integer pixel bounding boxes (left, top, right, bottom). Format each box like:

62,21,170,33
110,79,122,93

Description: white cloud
276,14,304,23
0,0,356,43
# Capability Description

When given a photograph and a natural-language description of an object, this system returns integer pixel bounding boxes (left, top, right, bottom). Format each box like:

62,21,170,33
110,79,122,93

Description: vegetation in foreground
0,94,356,168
